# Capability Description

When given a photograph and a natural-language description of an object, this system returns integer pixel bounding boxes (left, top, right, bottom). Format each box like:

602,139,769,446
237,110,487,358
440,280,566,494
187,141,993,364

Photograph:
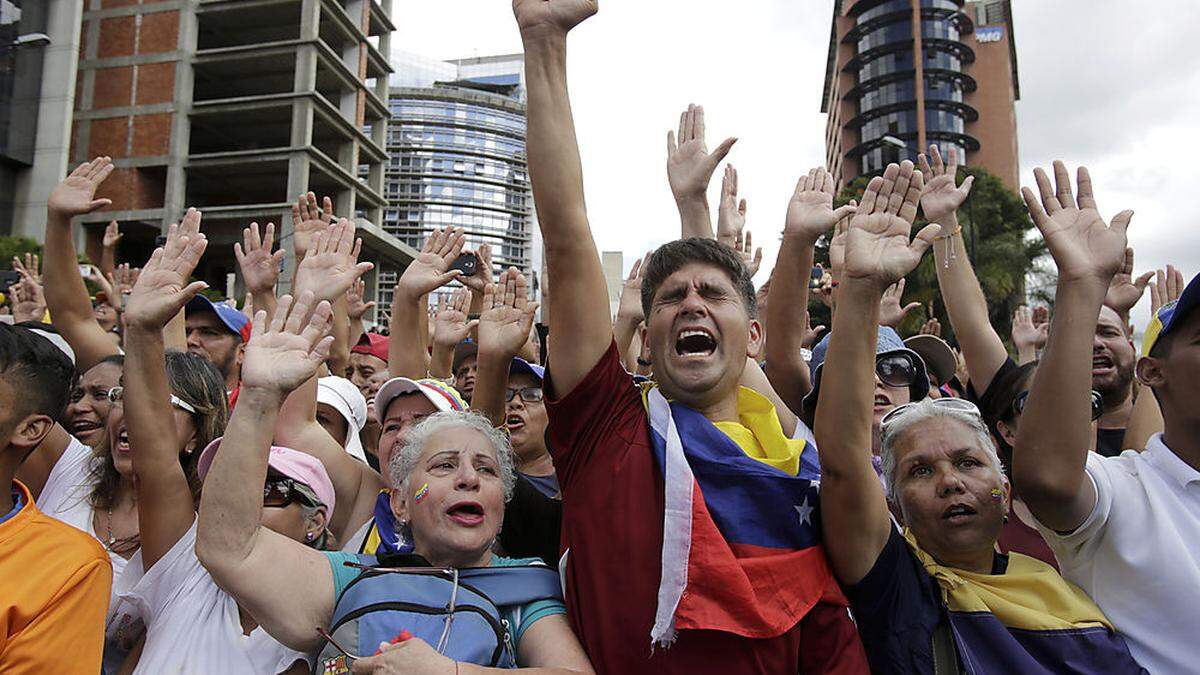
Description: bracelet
933,224,963,241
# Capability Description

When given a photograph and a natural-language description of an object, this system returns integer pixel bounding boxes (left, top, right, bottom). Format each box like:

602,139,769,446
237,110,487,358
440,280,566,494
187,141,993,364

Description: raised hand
460,243,494,295
12,253,40,283
843,161,939,287
1021,161,1132,286
917,145,974,223
512,0,597,37
107,263,141,299
397,227,466,300
1104,247,1153,316
124,208,209,330
103,220,123,249
616,252,650,324
1011,305,1048,352
239,292,334,395
801,311,826,350
290,192,334,261
431,287,476,349
919,316,942,337
346,278,376,321
785,167,857,241
477,268,540,360
48,157,115,218
666,104,737,203
878,278,921,328
234,221,285,297
716,164,747,246
10,276,46,323
293,218,373,303
733,229,762,277
1149,265,1185,316
827,206,853,275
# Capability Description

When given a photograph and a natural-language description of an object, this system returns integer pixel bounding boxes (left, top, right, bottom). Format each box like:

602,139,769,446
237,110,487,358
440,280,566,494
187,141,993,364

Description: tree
0,236,41,265
812,165,1047,350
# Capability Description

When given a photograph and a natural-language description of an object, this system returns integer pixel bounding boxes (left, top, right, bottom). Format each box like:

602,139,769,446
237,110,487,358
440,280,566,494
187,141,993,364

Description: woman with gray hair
812,160,1144,673
196,293,594,673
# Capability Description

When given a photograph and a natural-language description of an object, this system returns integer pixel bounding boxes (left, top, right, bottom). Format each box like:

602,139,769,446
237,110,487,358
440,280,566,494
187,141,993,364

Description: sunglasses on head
504,386,544,403
876,353,919,389
1012,389,1103,421
263,476,317,509
105,386,197,414
880,397,982,428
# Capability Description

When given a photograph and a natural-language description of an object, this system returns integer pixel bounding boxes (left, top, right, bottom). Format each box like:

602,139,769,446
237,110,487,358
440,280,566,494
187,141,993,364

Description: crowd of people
2,1,1198,673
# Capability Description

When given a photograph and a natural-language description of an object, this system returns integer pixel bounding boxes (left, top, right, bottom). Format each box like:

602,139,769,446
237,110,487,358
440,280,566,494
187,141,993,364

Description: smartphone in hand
449,252,478,278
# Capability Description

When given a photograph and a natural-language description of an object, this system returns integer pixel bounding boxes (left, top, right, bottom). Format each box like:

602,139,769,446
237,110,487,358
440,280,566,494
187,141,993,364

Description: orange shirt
1,480,112,674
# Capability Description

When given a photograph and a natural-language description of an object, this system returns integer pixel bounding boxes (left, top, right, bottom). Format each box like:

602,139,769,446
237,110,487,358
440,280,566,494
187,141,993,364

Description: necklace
106,506,116,546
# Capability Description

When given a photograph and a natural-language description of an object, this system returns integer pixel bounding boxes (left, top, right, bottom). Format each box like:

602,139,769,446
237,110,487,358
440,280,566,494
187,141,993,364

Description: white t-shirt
36,436,142,674
115,517,309,674
1034,434,1200,674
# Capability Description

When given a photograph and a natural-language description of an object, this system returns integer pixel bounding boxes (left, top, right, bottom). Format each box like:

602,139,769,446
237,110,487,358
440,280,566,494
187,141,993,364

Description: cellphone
0,270,20,293
449,252,478,277
155,234,168,248
808,266,824,289
78,264,96,278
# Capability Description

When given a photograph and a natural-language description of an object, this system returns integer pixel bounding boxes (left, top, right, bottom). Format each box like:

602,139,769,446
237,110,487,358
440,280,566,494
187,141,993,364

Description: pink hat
197,438,336,518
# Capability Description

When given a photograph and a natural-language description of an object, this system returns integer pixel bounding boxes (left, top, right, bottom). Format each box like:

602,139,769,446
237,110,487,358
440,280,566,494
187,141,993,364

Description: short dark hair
0,323,77,424
641,238,757,319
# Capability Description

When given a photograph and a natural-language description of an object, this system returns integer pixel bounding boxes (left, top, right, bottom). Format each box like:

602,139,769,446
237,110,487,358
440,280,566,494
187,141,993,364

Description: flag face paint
414,483,430,504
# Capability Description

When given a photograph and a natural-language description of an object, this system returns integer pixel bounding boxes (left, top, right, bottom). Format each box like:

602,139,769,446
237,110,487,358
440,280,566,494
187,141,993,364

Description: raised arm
515,0,610,396
1103,247,1153,332
43,157,121,372
612,254,649,372
666,105,736,240
196,293,337,653
389,227,467,379
474,268,540,426
234,221,284,324
430,288,476,380
100,220,122,280
765,168,855,415
918,146,1008,395
122,209,212,569
1013,162,1132,532
814,162,938,584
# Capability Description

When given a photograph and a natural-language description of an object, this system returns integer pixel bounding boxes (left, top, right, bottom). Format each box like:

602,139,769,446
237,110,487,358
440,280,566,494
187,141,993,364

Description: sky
392,0,1200,333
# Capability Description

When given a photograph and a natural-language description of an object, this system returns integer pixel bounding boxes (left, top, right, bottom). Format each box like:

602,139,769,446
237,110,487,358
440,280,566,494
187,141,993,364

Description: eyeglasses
504,387,544,403
105,386,198,414
880,397,982,428
1013,389,1103,422
263,477,317,509
876,353,919,389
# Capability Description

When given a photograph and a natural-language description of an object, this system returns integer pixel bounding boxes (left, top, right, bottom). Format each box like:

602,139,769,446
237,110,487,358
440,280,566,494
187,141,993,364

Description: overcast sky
392,0,1200,333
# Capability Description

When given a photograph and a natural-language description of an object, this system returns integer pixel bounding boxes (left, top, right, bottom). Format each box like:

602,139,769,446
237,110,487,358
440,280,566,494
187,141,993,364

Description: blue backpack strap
457,565,563,607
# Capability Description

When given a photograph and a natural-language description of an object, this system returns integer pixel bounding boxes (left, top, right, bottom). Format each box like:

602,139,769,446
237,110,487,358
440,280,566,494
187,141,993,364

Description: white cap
317,376,368,463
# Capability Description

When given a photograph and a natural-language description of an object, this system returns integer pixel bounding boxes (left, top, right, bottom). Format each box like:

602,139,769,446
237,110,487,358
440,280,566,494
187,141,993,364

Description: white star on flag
795,496,814,526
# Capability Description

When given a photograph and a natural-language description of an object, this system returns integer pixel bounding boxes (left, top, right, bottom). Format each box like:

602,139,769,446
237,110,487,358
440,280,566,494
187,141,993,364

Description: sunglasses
263,477,317,509
876,353,919,389
504,386,544,403
1013,389,1104,422
881,397,982,428
105,386,197,414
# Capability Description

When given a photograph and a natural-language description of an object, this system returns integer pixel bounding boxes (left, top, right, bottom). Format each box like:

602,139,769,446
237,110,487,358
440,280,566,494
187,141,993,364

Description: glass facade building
823,0,1017,188
379,54,533,315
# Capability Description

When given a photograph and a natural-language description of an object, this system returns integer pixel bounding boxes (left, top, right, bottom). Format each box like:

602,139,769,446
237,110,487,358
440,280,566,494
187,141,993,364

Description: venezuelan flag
643,386,846,647
905,531,1147,673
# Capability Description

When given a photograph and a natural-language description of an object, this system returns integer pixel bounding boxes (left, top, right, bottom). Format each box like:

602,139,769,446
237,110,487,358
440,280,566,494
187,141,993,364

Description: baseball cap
185,295,250,339
452,340,479,374
317,376,368,463
373,376,467,425
1143,272,1200,356
904,334,957,387
197,439,336,518
802,326,931,424
352,332,389,364
509,357,545,382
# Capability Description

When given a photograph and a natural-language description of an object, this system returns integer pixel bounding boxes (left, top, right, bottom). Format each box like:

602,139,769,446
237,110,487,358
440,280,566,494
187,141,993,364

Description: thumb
709,137,737,166
1110,209,1134,236
87,199,114,213
958,175,975,196
901,302,921,318
1134,271,1153,291
831,204,857,222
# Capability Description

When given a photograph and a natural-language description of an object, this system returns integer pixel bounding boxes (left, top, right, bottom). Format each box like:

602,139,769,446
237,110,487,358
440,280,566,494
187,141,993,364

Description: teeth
680,330,710,339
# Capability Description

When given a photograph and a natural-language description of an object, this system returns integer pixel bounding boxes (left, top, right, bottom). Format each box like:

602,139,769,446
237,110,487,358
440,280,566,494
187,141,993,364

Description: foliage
0,236,41,264
812,166,1048,350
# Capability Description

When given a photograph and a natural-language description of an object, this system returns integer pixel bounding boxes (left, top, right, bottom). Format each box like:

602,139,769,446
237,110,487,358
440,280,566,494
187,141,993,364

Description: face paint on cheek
990,488,1003,502
413,482,429,504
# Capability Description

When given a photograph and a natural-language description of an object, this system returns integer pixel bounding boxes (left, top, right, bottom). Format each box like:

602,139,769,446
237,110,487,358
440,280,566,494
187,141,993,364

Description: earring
305,531,314,542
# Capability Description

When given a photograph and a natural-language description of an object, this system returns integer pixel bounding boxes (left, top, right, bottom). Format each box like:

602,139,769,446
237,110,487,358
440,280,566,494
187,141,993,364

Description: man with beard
512,1,865,672
184,295,248,395
1092,305,1137,456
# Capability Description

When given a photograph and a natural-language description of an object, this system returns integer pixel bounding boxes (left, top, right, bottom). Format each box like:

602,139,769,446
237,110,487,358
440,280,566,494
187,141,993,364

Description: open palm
234,222,284,296
294,218,372,303
843,162,939,286
917,145,974,222
398,227,466,299
432,288,475,348
513,0,597,35
478,268,538,359
785,167,856,239
290,193,334,261
125,215,209,329
48,157,115,217
667,104,735,200
241,293,333,393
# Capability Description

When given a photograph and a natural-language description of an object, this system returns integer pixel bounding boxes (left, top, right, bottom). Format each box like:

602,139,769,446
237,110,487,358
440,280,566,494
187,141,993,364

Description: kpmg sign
976,26,1004,43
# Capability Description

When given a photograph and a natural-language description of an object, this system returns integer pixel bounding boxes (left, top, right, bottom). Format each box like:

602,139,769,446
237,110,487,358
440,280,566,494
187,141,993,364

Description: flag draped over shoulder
643,386,846,649
904,530,1147,674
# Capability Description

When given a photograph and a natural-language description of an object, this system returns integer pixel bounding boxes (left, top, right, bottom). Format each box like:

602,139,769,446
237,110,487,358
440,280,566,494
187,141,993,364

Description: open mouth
71,419,102,435
115,429,131,453
1091,354,1114,375
942,503,977,524
675,329,717,358
446,502,485,527
505,414,525,432
873,394,893,408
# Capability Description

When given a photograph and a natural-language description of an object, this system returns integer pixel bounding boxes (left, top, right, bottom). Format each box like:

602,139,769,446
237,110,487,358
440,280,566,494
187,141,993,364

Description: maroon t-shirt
546,342,866,674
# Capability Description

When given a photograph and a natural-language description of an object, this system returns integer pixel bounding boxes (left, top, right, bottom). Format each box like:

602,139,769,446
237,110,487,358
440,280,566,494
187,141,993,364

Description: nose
456,464,481,491
679,287,708,315
1093,333,1106,351
186,330,202,349
936,468,967,497
507,394,525,412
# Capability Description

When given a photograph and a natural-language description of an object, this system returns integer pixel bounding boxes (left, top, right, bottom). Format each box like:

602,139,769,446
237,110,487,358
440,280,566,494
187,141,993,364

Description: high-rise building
60,0,412,317
821,0,1019,190
376,52,534,318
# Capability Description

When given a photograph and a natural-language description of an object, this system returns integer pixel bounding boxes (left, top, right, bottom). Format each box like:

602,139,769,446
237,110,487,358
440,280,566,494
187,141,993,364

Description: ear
1136,355,1165,388
389,488,408,525
996,418,1018,449
1000,473,1013,515
639,323,650,359
746,318,764,360
9,414,55,454
236,341,246,367
305,506,329,539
